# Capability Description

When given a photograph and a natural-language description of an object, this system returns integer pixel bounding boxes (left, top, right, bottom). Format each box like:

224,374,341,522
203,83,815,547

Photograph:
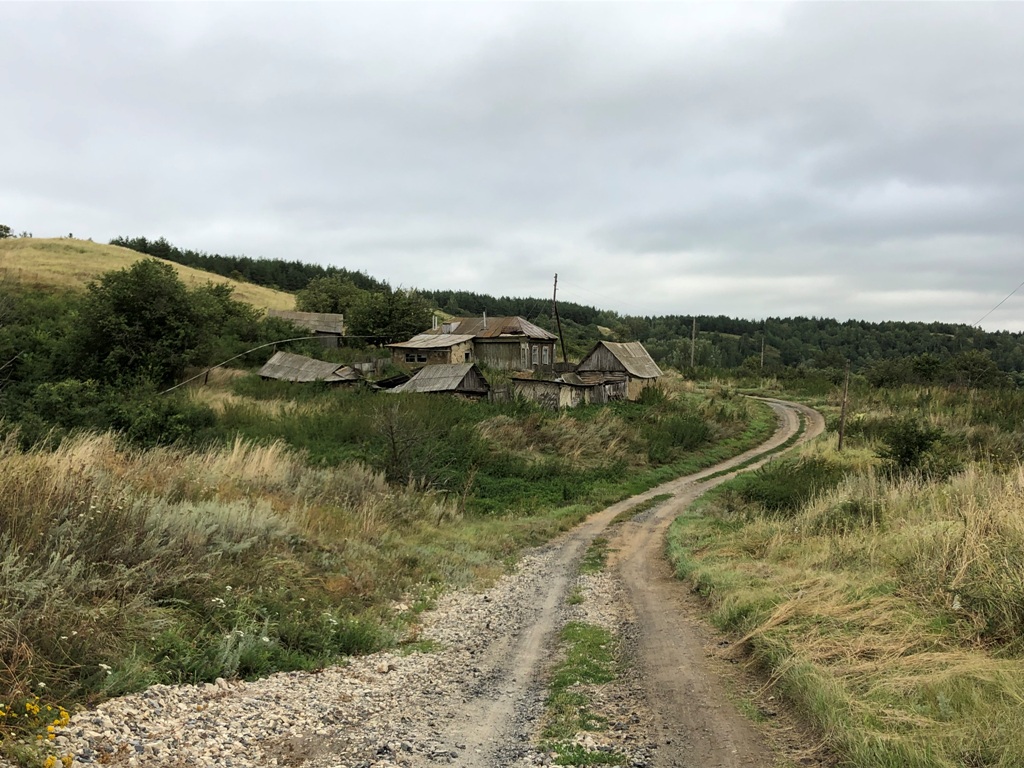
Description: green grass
543,622,619,745
580,537,611,574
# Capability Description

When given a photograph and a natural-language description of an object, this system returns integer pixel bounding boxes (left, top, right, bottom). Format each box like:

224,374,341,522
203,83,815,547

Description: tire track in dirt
419,398,824,768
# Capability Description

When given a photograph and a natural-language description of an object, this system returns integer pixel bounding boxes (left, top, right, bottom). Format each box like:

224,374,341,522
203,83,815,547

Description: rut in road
416,398,825,768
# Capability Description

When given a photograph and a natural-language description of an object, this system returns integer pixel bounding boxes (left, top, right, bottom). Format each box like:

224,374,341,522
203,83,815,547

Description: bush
735,457,847,515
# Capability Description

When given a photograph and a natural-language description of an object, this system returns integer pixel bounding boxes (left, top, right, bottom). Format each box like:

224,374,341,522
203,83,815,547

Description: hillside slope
0,238,296,311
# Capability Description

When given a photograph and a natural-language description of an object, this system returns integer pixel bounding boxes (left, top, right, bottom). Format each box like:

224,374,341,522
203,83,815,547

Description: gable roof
258,351,361,383
385,333,476,350
577,341,663,379
394,363,489,394
266,310,345,335
428,316,557,341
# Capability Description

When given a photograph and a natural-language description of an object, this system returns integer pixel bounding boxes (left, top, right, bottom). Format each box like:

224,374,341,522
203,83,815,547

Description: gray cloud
2,3,1024,329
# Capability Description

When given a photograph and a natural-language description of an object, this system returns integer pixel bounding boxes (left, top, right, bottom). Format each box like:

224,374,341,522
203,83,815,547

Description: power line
973,277,1024,327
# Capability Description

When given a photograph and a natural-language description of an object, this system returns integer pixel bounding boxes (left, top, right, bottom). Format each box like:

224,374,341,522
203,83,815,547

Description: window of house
532,346,539,366
417,354,427,363
542,347,550,365
464,351,471,362
405,353,416,363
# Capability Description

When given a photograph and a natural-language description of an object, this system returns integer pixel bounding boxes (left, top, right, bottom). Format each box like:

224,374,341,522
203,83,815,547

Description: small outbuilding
575,341,663,401
258,351,361,384
386,333,476,367
393,363,490,397
266,310,346,347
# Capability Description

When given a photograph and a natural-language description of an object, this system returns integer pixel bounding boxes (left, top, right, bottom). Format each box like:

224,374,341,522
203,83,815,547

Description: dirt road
36,399,824,768
419,397,826,768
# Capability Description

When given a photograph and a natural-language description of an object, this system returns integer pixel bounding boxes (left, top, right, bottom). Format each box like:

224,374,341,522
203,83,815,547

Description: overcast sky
3,3,1024,329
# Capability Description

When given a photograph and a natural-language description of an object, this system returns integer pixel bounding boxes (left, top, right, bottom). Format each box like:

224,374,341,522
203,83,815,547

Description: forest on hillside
110,235,1024,381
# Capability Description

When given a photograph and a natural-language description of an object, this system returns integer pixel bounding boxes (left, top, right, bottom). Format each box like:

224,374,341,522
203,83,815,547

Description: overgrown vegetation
667,384,1024,767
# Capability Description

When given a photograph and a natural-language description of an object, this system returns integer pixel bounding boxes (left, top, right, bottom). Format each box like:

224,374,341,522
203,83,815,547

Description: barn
575,341,663,401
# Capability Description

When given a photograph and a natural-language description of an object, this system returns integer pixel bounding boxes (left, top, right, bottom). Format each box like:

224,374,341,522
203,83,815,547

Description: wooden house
386,333,476,366
391,315,557,372
266,310,346,348
575,341,663,401
258,351,361,384
393,363,489,397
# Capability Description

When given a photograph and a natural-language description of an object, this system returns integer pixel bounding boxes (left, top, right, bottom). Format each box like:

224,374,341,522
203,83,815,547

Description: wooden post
690,316,697,369
760,334,765,372
838,360,851,452
552,273,568,364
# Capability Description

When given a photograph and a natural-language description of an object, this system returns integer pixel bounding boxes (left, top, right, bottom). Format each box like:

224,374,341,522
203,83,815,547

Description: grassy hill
0,238,295,311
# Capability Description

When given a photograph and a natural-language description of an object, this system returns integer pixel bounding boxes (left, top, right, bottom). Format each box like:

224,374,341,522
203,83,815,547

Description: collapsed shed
393,363,489,397
257,351,361,384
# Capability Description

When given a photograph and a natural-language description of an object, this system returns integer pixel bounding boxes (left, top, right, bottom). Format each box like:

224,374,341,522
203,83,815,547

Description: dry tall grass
670,448,1024,767
0,238,295,311
0,431,458,711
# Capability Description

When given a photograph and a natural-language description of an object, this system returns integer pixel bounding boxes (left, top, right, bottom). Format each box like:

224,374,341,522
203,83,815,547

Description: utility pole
838,360,851,452
552,274,568,364
760,335,766,372
690,316,697,369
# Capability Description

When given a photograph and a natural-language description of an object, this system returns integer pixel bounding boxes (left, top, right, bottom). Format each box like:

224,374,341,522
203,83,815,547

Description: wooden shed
575,341,663,401
266,310,345,348
512,376,608,409
393,363,490,397
258,351,361,384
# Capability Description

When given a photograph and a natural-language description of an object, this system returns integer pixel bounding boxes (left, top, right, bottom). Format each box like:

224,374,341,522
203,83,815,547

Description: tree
69,259,205,386
296,276,367,315
0,224,12,239
348,288,432,344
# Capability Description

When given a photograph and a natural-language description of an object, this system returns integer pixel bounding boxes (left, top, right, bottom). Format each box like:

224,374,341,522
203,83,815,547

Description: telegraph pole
838,360,851,452
690,316,697,369
552,274,568,364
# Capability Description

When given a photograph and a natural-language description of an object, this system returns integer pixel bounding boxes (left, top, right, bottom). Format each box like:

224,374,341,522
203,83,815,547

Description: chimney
432,314,438,330
483,310,488,330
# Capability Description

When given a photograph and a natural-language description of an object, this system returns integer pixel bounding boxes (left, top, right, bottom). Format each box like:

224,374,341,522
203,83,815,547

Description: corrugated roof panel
386,333,476,349
257,351,359,383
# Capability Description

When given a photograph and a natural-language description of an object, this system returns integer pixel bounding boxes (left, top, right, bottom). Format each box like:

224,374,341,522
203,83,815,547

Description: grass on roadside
667,434,1024,768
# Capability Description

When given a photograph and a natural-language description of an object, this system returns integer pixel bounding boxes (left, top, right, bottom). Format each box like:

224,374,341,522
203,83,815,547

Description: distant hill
0,238,296,311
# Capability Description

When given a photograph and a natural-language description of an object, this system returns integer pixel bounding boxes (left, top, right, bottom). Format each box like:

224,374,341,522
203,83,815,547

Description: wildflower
99,663,112,675
225,585,232,591
59,635,69,641
37,682,46,689
43,757,57,768
261,636,270,643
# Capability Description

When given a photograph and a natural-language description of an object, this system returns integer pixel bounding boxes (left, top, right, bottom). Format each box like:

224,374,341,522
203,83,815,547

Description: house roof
394,363,489,394
578,341,663,379
385,333,476,350
428,316,557,341
258,351,361,383
266,310,345,335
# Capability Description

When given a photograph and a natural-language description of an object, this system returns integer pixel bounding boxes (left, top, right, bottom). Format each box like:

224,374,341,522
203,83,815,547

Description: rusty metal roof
258,351,361,383
394,363,489,394
428,316,557,341
267,310,345,335
386,333,476,350
578,341,663,379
